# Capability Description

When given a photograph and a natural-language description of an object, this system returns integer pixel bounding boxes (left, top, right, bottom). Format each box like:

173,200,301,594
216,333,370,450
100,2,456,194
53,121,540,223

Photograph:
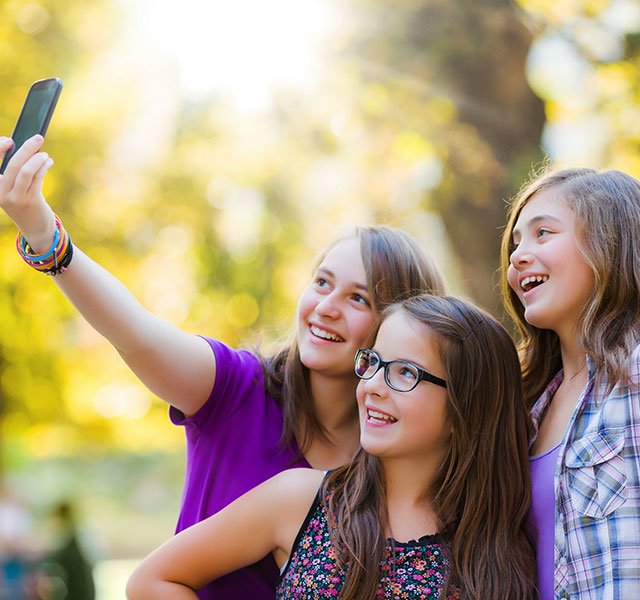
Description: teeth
310,325,344,342
367,409,398,423
520,275,548,291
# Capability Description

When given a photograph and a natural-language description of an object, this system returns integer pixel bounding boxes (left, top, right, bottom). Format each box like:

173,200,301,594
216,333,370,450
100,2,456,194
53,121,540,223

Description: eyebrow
371,347,430,371
513,213,563,236
317,267,369,291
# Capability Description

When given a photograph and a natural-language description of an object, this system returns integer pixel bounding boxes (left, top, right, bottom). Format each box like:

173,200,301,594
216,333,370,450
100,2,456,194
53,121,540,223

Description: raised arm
126,468,323,599
0,135,214,416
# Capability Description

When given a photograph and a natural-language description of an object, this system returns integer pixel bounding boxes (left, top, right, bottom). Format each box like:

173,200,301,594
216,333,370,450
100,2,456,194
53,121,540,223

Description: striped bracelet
16,214,74,276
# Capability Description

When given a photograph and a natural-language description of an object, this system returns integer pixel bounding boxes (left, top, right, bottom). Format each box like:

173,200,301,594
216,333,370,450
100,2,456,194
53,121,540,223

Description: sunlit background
126,0,335,106
1,0,639,597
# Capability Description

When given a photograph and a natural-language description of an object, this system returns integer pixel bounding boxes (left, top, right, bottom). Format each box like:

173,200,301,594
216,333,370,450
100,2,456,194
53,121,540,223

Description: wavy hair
500,167,640,404
262,226,446,452
323,295,536,599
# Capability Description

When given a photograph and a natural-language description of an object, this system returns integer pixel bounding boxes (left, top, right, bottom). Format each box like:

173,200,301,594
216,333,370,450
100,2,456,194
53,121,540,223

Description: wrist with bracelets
16,214,74,276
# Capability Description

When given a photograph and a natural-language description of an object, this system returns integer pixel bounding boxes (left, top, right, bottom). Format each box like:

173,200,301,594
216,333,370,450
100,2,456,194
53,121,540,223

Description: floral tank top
276,485,460,599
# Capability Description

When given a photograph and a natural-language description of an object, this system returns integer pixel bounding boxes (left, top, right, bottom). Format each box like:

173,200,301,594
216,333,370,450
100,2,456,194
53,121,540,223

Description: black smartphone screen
0,77,63,174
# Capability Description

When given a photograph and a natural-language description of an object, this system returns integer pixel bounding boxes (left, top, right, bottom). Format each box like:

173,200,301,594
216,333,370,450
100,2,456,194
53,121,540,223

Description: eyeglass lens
355,349,420,392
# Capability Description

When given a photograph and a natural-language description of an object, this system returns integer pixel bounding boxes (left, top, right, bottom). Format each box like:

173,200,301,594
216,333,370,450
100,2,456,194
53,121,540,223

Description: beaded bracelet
16,214,74,276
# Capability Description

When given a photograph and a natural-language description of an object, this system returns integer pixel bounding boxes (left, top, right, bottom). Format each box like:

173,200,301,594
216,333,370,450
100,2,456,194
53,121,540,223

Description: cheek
507,265,521,294
347,311,376,345
356,383,369,420
415,391,449,428
356,380,366,406
296,287,316,320
575,260,595,298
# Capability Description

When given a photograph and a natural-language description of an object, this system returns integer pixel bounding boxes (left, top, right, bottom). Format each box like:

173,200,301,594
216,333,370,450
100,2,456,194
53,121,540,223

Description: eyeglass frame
354,348,447,392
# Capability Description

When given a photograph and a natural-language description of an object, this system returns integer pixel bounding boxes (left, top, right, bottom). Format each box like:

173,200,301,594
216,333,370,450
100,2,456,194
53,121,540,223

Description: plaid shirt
530,349,640,600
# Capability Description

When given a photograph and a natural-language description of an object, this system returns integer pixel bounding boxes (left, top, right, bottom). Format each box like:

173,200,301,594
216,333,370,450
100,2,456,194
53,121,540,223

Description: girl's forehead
375,310,444,372
325,235,360,257
321,236,360,261
315,237,368,286
377,310,429,345
513,188,574,230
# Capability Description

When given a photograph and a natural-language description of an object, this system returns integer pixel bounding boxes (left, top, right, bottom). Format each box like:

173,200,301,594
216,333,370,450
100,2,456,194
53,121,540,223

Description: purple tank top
525,442,561,600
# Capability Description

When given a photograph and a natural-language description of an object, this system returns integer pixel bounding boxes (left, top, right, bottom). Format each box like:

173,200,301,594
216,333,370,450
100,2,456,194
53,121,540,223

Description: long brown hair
324,295,536,599
262,226,446,452
500,167,640,404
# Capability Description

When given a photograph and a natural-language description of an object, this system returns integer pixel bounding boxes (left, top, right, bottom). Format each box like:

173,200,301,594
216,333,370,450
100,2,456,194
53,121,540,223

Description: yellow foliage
225,293,260,328
0,0,639,469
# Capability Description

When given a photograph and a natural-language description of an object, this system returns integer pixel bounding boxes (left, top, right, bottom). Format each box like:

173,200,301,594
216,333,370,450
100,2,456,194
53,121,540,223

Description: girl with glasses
0,135,445,599
502,168,640,599
126,294,536,599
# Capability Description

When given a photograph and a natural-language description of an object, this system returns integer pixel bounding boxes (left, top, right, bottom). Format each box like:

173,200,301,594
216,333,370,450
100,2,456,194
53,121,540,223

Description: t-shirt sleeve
169,336,264,434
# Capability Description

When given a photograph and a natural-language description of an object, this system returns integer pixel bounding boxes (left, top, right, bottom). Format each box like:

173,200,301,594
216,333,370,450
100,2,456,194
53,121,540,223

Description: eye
352,293,371,307
536,227,551,238
398,364,418,381
314,277,330,288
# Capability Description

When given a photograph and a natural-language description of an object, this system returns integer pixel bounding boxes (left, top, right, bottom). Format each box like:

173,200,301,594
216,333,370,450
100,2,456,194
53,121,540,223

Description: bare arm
126,468,324,600
0,135,214,415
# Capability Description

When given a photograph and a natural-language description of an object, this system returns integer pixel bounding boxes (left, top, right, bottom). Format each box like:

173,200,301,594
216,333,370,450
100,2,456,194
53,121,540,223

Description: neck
558,334,588,381
309,371,360,434
381,455,442,538
382,453,441,507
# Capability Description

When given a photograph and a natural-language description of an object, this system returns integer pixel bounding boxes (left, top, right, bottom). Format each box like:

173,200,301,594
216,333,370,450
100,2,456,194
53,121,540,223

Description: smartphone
0,77,63,175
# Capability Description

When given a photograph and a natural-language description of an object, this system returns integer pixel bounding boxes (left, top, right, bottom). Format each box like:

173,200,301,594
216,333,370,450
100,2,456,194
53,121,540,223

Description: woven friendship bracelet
16,214,74,276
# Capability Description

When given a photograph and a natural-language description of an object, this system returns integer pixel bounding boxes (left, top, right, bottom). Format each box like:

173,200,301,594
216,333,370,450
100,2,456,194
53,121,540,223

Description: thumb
0,137,15,176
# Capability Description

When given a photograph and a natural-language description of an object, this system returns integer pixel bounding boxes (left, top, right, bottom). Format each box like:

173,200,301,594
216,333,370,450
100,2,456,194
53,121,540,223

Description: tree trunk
347,0,546,315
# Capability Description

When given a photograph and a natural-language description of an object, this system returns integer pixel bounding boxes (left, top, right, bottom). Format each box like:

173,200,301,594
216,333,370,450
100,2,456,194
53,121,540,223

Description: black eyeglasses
354,348,447,392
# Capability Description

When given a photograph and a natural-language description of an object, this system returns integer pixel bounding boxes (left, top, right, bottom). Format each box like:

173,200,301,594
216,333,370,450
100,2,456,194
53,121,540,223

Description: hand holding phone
0,77,63,175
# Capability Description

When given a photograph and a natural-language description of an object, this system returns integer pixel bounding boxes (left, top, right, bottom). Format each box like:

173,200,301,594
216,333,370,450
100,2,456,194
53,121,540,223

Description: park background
1,0,639,597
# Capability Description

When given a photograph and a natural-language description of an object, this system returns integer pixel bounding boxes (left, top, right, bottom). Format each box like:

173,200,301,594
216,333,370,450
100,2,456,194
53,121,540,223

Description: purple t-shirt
525,442,561,600
169,337,311,600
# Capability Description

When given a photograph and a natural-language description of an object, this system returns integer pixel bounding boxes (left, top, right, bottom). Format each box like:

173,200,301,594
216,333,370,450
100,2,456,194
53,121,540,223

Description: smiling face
356,310,450,464
507,187,595,341
296,236,376,379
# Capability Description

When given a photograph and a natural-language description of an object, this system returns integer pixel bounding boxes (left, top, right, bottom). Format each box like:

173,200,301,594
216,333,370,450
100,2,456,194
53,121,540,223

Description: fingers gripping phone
0,77,63,174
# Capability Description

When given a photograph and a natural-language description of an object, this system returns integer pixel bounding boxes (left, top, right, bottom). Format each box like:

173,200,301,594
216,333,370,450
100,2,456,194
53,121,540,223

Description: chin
523,307,551,330
360,437,388,457
299,356,325,373
298,344,323,366
524,317,556,333
361,445,383,458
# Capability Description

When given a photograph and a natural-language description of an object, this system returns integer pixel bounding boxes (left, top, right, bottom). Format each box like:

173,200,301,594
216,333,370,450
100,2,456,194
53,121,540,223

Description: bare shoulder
235,468,325,520
265,468,325,506
264,468,326,565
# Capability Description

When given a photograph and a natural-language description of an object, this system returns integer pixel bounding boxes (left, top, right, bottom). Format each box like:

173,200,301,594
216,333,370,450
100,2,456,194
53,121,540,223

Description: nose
361,365,388,396
315,290,341,319
510,240,533,269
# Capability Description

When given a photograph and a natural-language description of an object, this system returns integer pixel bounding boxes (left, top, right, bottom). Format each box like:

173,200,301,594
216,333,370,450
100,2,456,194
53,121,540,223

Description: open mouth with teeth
309,325,345,342
367,408,398,425
520,275,548,293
